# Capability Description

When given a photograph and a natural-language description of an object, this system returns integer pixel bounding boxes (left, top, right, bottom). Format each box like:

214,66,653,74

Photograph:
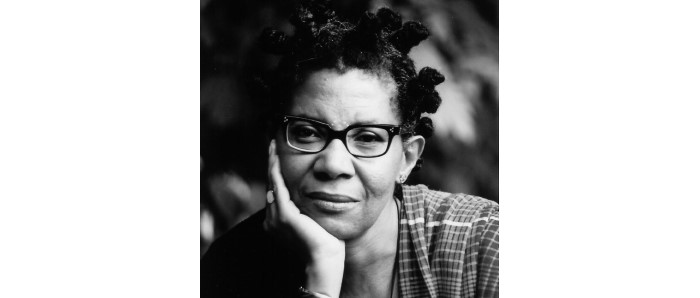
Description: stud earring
398,174,407,184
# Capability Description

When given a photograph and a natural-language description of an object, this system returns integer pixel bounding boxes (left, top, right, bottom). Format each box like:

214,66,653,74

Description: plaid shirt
201,184,498,298
397,184,499,298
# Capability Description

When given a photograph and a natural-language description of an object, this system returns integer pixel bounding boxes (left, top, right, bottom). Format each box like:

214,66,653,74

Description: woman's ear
400,135,425,177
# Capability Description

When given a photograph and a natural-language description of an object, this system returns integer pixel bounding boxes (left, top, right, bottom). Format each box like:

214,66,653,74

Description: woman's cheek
358,165,395,198
279,155,314,197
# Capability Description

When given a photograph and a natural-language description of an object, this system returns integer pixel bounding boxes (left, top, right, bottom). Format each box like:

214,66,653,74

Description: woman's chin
295,197,388,241
307,212,362,240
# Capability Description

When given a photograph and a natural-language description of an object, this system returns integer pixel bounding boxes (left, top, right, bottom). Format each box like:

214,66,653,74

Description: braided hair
259,0,444,170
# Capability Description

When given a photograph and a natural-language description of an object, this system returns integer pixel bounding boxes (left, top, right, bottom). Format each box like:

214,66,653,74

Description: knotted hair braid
258,0,444,170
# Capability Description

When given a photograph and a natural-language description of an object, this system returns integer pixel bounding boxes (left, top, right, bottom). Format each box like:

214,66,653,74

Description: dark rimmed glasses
280,115,402,158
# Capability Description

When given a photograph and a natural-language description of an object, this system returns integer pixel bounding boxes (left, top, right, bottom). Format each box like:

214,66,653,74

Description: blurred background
200,0,498,256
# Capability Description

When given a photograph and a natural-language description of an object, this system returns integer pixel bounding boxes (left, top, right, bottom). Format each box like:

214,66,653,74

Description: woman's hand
264,140,345,298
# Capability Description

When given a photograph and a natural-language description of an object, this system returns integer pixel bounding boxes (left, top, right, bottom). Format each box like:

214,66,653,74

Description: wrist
298,286,333,298
305,250,344,298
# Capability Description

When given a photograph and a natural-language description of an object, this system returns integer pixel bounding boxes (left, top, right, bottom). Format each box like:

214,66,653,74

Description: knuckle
264,220,278,231
277,216,290,226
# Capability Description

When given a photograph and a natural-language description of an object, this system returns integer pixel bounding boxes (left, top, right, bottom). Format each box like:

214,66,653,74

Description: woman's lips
305,192,359,213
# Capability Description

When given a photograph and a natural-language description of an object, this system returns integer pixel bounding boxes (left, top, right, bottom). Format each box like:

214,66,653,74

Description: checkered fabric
397,184,499,298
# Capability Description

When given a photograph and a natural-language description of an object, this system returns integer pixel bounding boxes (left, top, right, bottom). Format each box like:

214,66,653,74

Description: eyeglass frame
279,115,403,158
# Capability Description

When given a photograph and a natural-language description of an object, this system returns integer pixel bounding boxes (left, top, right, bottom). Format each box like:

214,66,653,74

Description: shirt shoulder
400,184,499,297
402,184,499,226
201,209,304,298
200,210,267,297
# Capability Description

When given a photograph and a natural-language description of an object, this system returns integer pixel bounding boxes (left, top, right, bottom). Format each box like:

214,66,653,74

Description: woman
201,1,499,297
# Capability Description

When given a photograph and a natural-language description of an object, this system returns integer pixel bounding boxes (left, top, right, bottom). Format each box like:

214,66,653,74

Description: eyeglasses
280,115,401,158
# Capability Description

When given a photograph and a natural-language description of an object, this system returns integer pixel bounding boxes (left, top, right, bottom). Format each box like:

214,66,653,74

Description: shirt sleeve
476,203,499,297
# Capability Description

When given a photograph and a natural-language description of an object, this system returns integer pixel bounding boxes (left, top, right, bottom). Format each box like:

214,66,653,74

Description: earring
397,174,407,184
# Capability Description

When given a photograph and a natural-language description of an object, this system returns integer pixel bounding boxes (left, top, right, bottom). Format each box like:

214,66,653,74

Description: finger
264,190,277,231
268,140,282,200
269,142,299,217
265,140,278,230
267,139,275,189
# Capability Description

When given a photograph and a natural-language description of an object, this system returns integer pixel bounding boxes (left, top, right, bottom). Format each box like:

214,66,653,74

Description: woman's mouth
305,192,359,213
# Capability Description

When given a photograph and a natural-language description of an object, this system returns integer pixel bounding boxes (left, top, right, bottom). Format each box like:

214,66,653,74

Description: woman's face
276,68,409,241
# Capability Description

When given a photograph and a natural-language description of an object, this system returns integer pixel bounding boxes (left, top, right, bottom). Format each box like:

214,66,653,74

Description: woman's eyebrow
290,114,329,124
291,113,388,128
337,120,384,128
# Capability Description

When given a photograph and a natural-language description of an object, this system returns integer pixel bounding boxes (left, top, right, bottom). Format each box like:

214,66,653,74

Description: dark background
200,0,498,255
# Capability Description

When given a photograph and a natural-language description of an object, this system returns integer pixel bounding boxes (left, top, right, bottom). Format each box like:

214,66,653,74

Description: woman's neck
340,197,399,297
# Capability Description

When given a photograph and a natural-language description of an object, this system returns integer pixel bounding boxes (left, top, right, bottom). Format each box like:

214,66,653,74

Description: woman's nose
312,138,355,181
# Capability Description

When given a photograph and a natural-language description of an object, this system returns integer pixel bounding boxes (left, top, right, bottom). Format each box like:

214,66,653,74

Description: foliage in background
200,0,498,255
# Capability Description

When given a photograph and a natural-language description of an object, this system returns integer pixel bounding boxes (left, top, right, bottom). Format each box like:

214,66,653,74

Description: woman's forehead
289,69,400,128
298,68,396,96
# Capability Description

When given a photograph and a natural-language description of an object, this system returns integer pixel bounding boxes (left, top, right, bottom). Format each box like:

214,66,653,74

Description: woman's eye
291,126,321,140
353,132,382,143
